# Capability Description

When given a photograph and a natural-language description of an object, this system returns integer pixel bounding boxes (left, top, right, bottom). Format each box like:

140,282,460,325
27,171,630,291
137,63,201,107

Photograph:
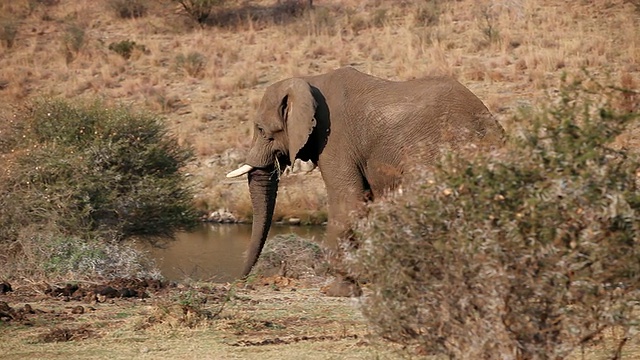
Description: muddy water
141,224,325,282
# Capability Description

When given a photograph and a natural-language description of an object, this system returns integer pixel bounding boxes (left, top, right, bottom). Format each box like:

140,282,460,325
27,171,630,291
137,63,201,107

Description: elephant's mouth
273,151,291,173
226,152,291,178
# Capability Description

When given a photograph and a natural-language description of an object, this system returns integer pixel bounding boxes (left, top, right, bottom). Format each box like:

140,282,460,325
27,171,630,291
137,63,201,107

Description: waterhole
140,224,325,282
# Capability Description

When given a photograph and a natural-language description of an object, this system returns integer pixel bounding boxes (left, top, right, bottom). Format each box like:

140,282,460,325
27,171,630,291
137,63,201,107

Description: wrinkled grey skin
228,67,505,296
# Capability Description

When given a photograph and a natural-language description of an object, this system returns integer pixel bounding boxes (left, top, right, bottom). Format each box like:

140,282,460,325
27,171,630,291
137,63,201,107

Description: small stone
97,286,119,298
207,208,237,223
0,282,12,294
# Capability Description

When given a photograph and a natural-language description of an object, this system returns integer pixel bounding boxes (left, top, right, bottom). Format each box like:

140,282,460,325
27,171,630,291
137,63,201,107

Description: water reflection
139,224,325,282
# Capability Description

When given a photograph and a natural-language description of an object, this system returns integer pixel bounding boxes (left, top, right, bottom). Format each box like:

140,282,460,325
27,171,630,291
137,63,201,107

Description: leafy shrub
273,0,311,21
39,233,160,279
304,6,338,36
0,18,18,49
108,39,148,60
108,0,147,19
413,0,441,26
63,24,85,52
0,223,161,281
624,0,640,13
175,51,207,78
477,3,501,44
0,99,198,247
31,0,60,6
174,0,225,26
353,76,640,359
371,8,388,28
61,24,85,63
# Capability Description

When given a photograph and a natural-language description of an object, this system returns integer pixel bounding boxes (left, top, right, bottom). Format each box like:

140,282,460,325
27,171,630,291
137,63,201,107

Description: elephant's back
317,69,505,159
363,76,504,167
403,76,504,146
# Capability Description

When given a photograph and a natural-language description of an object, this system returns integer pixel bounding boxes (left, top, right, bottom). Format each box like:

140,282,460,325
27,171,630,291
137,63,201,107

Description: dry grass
0,283,394,360
0,278,637,359
0,0,638,219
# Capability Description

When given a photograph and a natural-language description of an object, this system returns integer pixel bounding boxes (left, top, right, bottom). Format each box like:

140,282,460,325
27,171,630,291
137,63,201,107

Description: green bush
0,99,198,247
175,51,207,78
0,18,18,49
108,0,147,19
30,0,60,6
353,76,640,359
108,39,148,60
0,224,160,281
413,0,441,26
41,234,160,279
61,24,85,63
174,0,225,26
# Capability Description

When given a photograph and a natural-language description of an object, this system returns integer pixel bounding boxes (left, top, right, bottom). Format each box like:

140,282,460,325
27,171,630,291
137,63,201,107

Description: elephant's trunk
241,167,279,277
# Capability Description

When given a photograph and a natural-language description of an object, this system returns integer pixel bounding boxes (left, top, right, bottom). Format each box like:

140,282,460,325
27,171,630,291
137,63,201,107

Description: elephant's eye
257,126,273,141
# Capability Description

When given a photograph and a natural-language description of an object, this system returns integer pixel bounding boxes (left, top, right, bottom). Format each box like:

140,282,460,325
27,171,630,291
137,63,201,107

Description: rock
97,286,119,298
288,217,301,225
0,301,22,322
285,159,316,175
206,208,237,223
0,301,11,312
296,159,316,173
0,282,12,294
118,287,138,298
48,284,78,297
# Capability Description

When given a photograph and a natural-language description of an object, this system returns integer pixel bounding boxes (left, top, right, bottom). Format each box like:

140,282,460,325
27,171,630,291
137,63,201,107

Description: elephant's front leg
320,186,367,297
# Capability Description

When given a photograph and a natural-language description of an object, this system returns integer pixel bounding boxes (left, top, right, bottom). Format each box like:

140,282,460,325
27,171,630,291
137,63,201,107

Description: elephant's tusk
226,164,254,178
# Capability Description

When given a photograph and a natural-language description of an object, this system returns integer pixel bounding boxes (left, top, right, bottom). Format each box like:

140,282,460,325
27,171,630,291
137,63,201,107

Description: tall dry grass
0,0,638,219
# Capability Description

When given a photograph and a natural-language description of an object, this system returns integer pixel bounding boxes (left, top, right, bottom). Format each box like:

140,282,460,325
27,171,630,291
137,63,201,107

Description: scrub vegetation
352,77,640,359
0,0,638,358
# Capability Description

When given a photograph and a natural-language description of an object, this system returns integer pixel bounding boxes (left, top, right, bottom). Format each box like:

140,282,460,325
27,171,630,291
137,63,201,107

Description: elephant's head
226,78,320,277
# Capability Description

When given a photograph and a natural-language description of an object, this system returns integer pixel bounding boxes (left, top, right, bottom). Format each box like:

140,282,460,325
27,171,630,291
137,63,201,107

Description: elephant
227,67,505,297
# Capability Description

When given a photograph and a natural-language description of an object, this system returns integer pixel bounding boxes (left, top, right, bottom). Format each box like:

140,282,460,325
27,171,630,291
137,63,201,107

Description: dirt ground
0,277,405,360
2,277,639,359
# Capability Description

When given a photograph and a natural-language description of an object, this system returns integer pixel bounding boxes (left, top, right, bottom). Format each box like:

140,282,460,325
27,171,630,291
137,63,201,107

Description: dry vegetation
1,0,640,358
352,76,640,358
1,0,638,222
0,279,399,360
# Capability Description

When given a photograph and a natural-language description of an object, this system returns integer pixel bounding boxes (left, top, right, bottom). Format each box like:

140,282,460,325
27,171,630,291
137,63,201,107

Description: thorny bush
0,99,198,247
352,75,640,359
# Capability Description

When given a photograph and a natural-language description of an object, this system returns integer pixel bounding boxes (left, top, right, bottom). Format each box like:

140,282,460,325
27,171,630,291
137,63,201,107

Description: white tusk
226,164,254,178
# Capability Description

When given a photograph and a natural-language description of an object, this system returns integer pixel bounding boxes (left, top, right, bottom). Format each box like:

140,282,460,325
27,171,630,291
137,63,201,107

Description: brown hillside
1,0,638,219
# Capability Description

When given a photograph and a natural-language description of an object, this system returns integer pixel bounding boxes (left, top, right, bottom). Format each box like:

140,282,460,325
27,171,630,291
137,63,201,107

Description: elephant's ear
283,79,317,164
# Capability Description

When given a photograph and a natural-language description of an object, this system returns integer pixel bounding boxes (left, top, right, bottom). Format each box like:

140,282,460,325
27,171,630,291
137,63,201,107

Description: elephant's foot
321,276,362,297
